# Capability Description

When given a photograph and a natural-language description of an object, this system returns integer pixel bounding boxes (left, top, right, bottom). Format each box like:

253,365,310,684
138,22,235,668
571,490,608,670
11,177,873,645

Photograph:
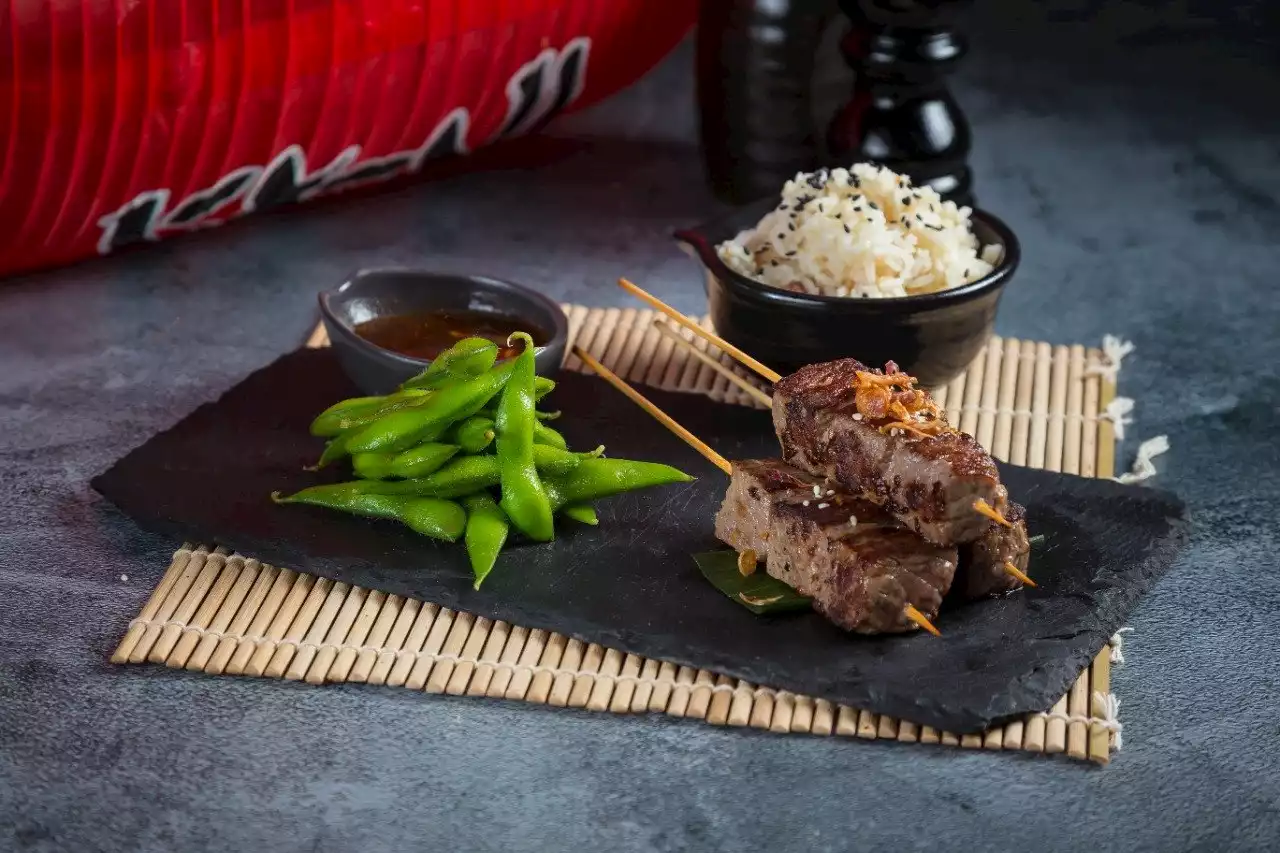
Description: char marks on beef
715,460,957,634
772,358,1007,546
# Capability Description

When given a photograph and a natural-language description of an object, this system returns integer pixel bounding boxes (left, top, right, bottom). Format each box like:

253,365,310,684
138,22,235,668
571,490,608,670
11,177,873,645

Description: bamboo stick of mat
652,320,772,408
617,278,782,383
128,311,1124,763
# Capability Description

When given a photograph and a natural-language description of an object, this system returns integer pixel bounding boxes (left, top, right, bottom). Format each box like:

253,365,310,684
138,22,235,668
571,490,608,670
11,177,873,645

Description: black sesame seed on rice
844,224,851,234
785,250,797,256
868,201,879,210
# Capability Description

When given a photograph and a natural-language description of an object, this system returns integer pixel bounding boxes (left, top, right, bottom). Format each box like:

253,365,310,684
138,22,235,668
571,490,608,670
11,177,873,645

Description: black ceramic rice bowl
676,198,1021,387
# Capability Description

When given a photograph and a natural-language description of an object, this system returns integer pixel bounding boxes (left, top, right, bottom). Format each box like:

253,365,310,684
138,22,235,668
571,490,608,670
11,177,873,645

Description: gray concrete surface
3,2,1279,851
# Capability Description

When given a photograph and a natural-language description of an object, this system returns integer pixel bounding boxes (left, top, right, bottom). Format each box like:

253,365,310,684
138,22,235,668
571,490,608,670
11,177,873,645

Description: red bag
0,0,694,277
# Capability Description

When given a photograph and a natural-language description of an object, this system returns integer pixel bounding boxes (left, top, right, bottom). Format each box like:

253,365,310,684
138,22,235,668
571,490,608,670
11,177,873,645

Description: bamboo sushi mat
114,304,1129,764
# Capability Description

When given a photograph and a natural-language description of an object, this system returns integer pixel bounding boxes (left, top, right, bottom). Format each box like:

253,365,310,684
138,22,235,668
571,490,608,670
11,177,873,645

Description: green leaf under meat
692,551,813,616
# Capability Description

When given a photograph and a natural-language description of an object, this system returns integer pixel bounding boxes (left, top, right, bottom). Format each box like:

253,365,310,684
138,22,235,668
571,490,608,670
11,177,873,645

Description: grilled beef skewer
772,358,1008,546
715,460,957,634
717,457,1029,608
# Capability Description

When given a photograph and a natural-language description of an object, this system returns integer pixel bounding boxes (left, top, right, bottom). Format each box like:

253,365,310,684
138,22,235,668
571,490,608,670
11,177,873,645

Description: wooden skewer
617,278,783,383
573,345,732,475
1004,561,1037,588
903,605,942,637
972,498,1013,528
574,344,940,638
652,320,774,408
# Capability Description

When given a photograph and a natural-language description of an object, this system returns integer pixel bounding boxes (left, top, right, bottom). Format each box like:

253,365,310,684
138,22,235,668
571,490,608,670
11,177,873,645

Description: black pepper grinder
696,0,975,207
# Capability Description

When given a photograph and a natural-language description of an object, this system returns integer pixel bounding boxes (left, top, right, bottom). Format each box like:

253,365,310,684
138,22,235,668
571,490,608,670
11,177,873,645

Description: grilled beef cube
957,502,1030,598
715,460,958,634
772,358,1007,546
767,502,958,634
713,459,826,555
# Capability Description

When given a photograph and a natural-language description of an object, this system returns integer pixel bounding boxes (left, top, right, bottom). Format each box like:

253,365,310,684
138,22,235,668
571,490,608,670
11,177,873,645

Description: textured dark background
3,1,1279,850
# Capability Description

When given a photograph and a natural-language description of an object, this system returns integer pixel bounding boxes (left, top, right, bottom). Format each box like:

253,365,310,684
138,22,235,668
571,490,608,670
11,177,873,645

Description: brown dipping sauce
354,309,544,361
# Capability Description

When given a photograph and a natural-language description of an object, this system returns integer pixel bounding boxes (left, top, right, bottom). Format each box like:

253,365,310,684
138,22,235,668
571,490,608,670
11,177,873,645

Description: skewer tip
1004,561,1037,588
903,604,941,637
973,498,1014,528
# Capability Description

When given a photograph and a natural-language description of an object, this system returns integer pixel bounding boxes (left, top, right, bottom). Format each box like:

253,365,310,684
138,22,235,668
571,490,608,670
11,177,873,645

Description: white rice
716,163,1003,299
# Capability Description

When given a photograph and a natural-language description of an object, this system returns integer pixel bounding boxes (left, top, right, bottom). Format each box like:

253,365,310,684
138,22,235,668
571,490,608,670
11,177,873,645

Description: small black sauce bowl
319,269,569,396
675,198,1021,387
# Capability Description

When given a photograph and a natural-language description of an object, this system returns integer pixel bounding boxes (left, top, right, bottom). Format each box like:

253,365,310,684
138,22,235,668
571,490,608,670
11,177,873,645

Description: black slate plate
92,349,1186,733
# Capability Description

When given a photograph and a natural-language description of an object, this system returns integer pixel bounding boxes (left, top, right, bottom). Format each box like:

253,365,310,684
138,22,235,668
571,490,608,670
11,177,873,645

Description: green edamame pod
463,494,509,589
402,337,499,390
360,455,502,498
331,390,435,433
335,445,595,499
310,395,385,437
533,423,567,450
541,458,694,511
560,503,598,526
399,497,467,542
495,333,554,542
482,378,553,416
272,484,409,518
314,432,355,469
311,389,434,437
448,416,496,454
271,487,464,542
388,443,459,479
351,451,398,480
534,444,604,477
345,360,516,454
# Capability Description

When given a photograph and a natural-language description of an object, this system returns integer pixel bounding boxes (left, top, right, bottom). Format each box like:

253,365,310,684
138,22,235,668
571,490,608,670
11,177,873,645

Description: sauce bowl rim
318,266,569,369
